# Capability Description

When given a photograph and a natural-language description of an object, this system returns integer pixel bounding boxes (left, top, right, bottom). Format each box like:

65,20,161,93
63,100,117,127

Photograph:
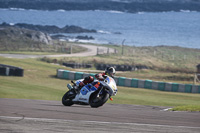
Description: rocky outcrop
0,26,52,45
25,31,52,45
0,23,96,34
76,35,94,40
0,22,98,44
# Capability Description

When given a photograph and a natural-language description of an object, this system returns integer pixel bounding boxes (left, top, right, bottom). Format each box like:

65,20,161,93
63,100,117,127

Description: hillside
0,23,94,52
39,44,200,84
0,26,53,51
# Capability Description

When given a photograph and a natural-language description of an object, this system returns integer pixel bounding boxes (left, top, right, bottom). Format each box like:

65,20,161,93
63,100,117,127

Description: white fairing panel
72,76,118,104
100,76,118,96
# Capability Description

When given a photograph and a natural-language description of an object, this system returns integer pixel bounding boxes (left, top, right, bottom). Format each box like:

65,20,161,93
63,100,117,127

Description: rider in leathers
78,67,116,89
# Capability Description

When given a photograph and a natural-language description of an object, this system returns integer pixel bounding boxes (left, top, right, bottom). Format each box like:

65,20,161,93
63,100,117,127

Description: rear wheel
62,90,75,106
89,90,109,108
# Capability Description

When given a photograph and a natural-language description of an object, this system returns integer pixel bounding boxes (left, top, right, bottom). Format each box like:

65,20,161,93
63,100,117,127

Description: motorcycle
62,75,118,108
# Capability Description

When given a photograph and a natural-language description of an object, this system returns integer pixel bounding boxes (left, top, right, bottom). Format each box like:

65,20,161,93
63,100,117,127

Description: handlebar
71,80,76,86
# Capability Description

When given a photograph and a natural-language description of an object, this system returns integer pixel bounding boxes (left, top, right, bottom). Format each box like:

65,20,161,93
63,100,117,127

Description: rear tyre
62,90,75,106
89,90,109,108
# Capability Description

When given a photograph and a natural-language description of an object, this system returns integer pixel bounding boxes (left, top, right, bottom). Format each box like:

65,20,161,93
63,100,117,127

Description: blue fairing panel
80,84,97,95
80,87,89,95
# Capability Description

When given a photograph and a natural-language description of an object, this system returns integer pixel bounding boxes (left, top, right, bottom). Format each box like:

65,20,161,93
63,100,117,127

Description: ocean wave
137,12,145,14
28,9,39,12
66,37,108,45
67,38,93,43
77,39,109,45
9,8,25,11
57,9,65,12
97,30,112,34
1,8,199,14
77,39,94,43
0,8,38,12
110,0,131,3
9,23,15,26
58,39,66,42
180,10,191,13
106,10,124,14
94,9,125,14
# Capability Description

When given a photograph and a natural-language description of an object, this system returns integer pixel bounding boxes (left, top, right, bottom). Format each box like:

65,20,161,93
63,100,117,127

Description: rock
113,32,122,34
63,25,96,33
30,31,52,45
76,35,94,40
0,23,97,34
50,34,68,39
0,26,52,45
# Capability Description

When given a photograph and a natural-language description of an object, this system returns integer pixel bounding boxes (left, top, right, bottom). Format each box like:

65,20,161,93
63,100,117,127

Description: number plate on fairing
80,84,97,95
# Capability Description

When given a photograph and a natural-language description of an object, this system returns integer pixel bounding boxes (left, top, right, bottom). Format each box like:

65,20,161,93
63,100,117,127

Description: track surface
0,98,200,133
0,44,115,59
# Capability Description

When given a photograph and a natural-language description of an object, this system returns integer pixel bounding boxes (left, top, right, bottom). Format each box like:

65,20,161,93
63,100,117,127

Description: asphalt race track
0,98,200,133
0,44,115,59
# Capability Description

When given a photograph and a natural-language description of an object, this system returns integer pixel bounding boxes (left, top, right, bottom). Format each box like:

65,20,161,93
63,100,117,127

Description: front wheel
89,90,109,108
62,90,75,106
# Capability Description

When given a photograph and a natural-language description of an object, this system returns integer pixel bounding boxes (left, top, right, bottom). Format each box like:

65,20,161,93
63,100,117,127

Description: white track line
0,116,200,129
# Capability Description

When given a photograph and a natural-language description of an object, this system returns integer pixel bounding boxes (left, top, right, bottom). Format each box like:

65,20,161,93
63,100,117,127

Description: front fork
97,87,113,101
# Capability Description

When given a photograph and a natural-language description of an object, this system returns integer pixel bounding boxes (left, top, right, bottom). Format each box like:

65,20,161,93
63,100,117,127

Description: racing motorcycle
62,75,117,108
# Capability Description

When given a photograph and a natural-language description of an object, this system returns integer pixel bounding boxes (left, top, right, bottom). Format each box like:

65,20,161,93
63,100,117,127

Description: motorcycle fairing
99,76,117,96
72,77,117,104
80,84,97,95
72,83,98,104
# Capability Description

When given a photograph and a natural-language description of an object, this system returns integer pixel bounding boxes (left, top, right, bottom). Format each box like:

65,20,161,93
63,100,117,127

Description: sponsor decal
79,98,87,101
94,83,100,89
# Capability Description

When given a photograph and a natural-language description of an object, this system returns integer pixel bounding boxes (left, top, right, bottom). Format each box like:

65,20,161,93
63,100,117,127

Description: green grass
0,56,200,111
170,105,200,112
59,45,200,72
0,57,71,101
40,44,200,84
0,40,87,54
0,51,62,55
110,86,200,107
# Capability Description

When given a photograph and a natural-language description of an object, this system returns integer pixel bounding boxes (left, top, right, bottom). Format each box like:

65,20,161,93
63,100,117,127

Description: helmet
105,67,116,77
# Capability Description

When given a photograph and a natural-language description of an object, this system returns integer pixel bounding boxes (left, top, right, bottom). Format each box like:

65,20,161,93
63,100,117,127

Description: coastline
0,0,200,13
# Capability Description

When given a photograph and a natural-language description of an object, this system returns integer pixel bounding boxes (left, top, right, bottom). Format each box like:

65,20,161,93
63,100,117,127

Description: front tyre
89,91,109,108
62,91,75,106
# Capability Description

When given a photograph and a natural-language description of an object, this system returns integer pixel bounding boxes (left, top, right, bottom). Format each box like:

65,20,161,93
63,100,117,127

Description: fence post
97,47,99,55
6,67,9,76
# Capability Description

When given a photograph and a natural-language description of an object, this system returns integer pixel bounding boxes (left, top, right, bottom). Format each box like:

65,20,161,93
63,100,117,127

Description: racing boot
76,81,85,92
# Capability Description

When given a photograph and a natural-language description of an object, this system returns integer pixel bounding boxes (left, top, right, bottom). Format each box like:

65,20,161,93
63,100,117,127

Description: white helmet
105,67,116,77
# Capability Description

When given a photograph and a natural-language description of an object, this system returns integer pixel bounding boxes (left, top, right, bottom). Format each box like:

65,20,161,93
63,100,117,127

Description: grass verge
0,57,200,111
170,105,200,112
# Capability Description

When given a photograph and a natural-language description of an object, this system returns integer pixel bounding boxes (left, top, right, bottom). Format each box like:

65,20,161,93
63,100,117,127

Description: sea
0,8,200,49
